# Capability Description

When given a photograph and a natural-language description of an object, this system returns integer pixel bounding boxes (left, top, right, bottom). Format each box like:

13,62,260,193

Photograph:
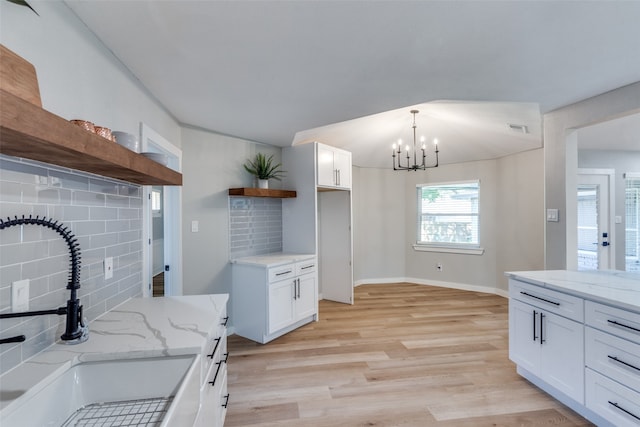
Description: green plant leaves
243,153,286,180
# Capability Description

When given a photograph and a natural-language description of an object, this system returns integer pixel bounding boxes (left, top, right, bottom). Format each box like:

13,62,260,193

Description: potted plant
243,153,285,189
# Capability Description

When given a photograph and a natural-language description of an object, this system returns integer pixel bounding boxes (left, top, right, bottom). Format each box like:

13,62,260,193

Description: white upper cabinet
317,143,351,189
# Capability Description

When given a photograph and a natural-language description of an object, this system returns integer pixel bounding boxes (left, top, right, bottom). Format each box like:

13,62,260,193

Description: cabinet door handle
293,280,297,300
520,291,560,306
207,337,221,359
222,393,230,409
276,270,293,277
539,312,545,344
337,169,341,186
607,319,640,333
608,401,640,421
221,316,229,327
209,360,223,387
608,355,640,372
301,264,314,270
532,310,538,341
208,353,229,387
297,278,301,298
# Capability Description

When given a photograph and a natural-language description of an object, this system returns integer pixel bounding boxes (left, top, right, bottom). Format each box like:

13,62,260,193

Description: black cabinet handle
221,316,229,327
607,319,640,333
0,335,25,344
207,337,221,359
608,401,640,421
222,393,230,408
209,361,223,387
532,310,538,341
293,280,297,300
297,278,301,299
540,312,545,344
276,270,293,276
607,355,640,372
520,291,560,306
300,264,314,270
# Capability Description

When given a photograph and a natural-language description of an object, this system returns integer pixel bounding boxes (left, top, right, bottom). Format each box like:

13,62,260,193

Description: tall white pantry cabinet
282,142,354,306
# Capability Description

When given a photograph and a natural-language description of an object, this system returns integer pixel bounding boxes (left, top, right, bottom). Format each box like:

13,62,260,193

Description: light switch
191,220,199,233
546,209,559,222
615,215,622,224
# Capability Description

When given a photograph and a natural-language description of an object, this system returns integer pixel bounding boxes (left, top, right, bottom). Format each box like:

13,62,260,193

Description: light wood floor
226,283,593,427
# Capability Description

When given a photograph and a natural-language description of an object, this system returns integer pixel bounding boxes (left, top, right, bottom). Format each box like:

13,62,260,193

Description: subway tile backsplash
0,155,143,375
229,197,283,258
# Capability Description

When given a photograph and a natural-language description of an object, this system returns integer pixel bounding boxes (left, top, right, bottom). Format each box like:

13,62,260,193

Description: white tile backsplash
0,155,143,375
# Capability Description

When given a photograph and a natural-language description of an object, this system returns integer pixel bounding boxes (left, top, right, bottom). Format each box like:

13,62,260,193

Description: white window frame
413,180,484,255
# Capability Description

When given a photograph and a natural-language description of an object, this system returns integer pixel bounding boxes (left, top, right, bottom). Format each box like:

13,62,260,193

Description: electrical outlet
104,257,114,280
436,263,443,271
12,279,29,312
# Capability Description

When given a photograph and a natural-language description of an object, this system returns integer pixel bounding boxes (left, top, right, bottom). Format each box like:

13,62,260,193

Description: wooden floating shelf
0,90,182,186
228,188,297,198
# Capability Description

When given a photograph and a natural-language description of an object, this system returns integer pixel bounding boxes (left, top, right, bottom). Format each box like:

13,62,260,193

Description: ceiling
65,1,640,168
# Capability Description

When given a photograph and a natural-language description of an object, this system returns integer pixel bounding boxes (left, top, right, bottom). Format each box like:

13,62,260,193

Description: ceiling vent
508,123,529,134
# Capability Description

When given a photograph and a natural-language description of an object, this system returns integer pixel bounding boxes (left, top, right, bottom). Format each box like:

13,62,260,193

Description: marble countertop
506,270,640,312
0,294,228,412
231,252,316,267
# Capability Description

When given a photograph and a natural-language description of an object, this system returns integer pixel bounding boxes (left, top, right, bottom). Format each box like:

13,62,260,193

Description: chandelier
392,110,439,171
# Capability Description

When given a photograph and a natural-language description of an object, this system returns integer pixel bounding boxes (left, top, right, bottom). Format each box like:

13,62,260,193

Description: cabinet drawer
296,259,316,275
586,368,640,427
586,327,640,393
268,264,295,283
509,279,584,322
586,300,640,344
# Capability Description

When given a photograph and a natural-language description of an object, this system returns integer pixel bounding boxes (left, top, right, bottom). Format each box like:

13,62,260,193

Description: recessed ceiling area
293,101,542,168
64,1,640,168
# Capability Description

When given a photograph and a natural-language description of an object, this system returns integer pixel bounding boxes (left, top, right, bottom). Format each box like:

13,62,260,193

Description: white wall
0,1,180,145
180,127,281,296
544,82,640,269
352,149,544,294
352,167,406,283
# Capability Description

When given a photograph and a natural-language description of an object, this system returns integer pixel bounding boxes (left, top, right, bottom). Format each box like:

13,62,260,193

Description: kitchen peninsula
507,270,640,427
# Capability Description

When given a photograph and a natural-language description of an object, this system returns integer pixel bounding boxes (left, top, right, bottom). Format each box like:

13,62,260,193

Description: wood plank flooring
226,283,593,427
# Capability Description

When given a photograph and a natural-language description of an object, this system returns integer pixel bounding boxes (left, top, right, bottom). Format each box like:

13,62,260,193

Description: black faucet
0,216,88,344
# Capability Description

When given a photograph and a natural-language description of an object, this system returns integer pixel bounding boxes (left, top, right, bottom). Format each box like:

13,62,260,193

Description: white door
318,190,353,304
141,123,183,297
577,171,613,270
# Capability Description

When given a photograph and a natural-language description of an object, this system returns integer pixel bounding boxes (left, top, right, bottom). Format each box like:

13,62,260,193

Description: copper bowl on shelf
69,119,95,133
94,126,113,141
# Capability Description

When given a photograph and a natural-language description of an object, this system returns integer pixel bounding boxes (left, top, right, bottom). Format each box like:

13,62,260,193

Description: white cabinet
508,279,584,403
585,300,640,426
233,256,318,344
317,142,351,189
194,302,229,427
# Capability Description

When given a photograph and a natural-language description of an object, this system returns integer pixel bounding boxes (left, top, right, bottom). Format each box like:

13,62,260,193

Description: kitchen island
507,270,640,427
0,294,228,426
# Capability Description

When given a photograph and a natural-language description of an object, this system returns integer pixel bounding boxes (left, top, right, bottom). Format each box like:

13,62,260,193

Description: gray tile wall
0,155,143,375
229,197,283,258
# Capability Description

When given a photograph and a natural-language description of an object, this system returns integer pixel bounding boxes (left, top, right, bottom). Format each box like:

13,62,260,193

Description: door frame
569,168,616,270
140,123,183,297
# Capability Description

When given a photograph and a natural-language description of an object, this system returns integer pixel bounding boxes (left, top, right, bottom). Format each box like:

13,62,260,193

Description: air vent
508,123,529,134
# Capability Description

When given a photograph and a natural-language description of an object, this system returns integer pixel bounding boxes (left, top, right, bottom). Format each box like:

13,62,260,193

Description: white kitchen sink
0,355,201,427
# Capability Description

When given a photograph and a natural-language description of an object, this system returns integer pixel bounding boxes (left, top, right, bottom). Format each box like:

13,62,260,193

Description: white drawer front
586,368,640,427
296,259,316,276
586,300,640,344
586,327,640,393
268,264,295,283
509,279,584,322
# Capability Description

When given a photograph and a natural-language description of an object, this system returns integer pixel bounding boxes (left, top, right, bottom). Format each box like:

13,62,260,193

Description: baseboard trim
354,277,509,298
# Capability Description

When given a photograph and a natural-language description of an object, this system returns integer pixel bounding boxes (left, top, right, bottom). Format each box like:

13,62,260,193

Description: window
416,181,480,248
626,173,640,272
